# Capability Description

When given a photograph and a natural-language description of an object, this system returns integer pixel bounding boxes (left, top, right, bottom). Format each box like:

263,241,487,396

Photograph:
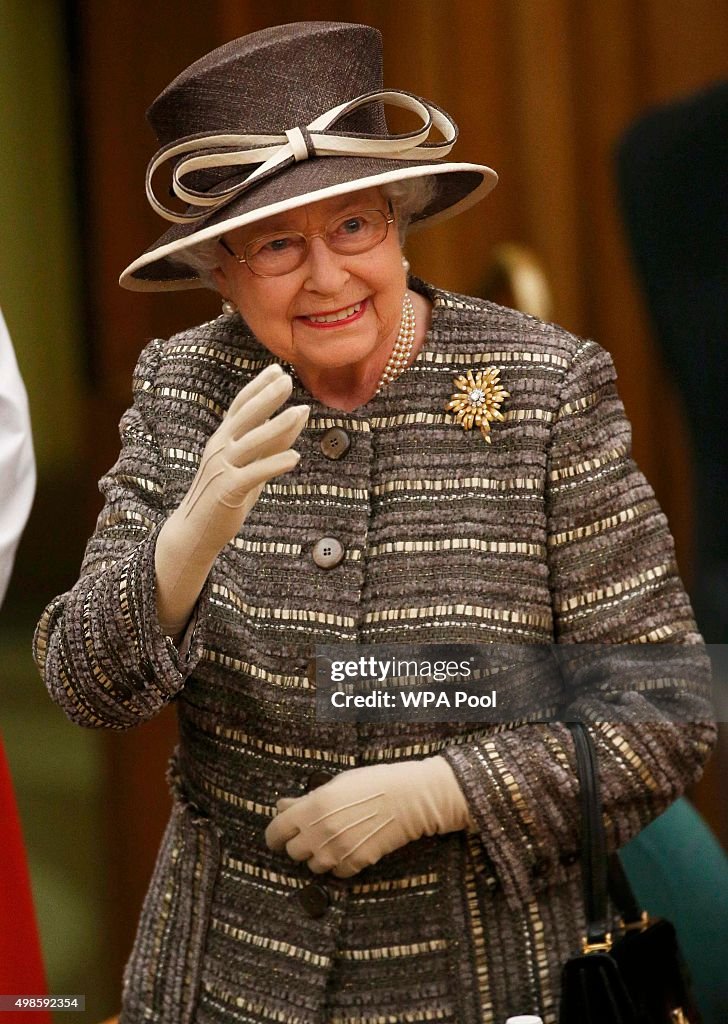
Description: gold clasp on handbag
581,932,612,954
618,910,651,933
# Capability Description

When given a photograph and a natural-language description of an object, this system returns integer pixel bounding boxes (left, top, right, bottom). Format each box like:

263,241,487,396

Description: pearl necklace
374,292,416,395
287,292,417,398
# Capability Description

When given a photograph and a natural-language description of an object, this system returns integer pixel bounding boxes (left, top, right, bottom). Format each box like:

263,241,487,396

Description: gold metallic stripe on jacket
596,725,660,793
367,538,544,558
364,604,552,629
548,500,655,545
96,509,156,532
330,1010,453,1024
210,916,332,967
230,536,362,561
548,467,633,499
120,416,152,438
201,980,309,1024
369,408,554,429
210,720,357,766
637,624,680,642
437,296,481,311
202,778,275,817
59,662,106,728
464,838,495,1021
231,537,304,555
221,852,306,888
503,407,555,424
555,563,671,612
165,342,267,370
84,643,114,694
572,339,598,361
364,618,550,641
559,582,673,626
153,385,227,419
211,583,357,628
201,647,312,689
152,857,178,993
369,411,447,428
350,871,439,894
373,475,542,495
479,742,535,833
33,604,55,672
163,446,199,468
308,416,371,432
113,473,162,494
263,481,369,501
339,938,448,960
420,348,569,369
527,899,551,1016
558,387,608,418
117,566,135,652
548,443,629,481
361,731,500,762
544,730,571,773
86,558,117,573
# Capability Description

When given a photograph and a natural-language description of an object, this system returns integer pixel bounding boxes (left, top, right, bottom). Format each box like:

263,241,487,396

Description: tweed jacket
35,280,714,1024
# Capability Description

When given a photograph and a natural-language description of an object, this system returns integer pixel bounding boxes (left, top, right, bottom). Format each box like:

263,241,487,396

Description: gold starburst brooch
445,367,509,443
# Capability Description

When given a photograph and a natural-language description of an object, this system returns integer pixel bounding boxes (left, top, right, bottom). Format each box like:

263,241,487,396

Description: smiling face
212,187,407,380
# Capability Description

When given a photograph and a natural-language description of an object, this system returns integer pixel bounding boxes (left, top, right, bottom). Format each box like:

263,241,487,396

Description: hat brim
119,158,497,291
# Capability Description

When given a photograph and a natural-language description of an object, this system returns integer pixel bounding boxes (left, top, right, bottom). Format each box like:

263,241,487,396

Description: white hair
171,175,437,290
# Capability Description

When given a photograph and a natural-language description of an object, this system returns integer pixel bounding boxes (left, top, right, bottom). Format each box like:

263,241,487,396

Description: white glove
264,756,474,878
154,363,308,637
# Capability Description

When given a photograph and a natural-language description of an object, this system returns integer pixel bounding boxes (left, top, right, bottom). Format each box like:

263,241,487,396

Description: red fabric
0,735,51,1023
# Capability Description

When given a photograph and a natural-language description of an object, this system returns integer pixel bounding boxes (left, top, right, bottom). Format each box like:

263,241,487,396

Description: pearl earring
401,256,411,274
221,298,238,315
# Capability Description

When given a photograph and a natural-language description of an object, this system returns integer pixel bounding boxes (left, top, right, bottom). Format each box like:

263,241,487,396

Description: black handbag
559,721,700,1024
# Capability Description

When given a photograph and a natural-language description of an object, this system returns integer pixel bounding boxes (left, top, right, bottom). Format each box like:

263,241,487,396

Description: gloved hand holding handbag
265,755,475,878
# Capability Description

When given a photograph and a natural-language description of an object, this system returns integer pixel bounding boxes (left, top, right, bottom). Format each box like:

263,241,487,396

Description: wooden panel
78,0,222,389
503,0,587,333
639,0,728,105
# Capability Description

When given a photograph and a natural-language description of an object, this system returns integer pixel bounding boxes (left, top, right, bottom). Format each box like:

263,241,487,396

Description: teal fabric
620,797,728,1024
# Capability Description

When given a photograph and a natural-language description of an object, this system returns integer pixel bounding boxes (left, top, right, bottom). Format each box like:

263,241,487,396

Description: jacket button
320,427,351,460
312,537,344,569
298,881,330,918
306,770,335,792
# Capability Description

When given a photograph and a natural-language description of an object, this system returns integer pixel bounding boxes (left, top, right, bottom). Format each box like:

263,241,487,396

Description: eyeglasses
219,203,395,277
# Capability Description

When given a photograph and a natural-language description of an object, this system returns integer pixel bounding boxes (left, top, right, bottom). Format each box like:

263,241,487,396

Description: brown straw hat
119,21,498,292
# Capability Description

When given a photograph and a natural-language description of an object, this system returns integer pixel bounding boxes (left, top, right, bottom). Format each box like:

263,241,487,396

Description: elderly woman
34,21,714,1024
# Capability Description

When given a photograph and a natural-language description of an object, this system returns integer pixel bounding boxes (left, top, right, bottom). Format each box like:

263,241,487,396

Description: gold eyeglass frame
218,202,395,277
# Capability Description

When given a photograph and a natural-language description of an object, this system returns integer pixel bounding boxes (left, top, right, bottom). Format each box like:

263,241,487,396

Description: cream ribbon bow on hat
146,90,459,224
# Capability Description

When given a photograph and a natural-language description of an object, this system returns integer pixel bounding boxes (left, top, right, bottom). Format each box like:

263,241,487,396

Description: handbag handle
566,720,612,949
567,721,652,944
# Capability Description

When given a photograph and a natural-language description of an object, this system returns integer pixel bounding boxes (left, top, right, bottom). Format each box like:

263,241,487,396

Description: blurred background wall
0,0,725,1019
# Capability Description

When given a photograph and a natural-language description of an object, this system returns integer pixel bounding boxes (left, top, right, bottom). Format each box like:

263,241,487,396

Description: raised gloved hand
264,755,474,878
154,363,309,638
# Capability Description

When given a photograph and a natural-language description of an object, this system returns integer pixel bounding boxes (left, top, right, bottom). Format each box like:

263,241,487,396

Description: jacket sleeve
33,337,206,729
440,336,716,908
